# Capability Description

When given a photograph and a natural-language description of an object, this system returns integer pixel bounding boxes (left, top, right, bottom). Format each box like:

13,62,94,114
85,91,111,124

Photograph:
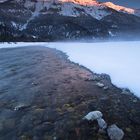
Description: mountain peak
59,0,98,6
32,0,135,14
0,0,138,17
103,2,135,14
0,0,140,41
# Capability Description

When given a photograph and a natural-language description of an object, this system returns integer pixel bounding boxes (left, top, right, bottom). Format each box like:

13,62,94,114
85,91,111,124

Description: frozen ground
0,41,140,97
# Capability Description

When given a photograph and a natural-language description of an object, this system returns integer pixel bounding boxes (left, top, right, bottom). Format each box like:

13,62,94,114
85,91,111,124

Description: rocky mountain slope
0,0,140,41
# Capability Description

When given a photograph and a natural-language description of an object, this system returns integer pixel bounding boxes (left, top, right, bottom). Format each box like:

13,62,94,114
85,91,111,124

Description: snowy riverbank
0,41,140,97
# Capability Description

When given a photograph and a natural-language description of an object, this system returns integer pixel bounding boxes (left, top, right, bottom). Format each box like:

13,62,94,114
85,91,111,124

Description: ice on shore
0,41,140,97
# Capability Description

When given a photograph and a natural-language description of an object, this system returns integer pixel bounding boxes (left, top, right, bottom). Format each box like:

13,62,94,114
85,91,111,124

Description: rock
97,118,107,129
93,75,100,81
63,104,71,108
85,77,94,81
125,127,132,133
107,124,124,140
67,107,74,112
14,103,29,111
83,111,103,121
103,86,109,90
132,99,137,103
100,74,111,81
121,88,132,95
31,82,38,86
20,135,31,140
96,82,104,88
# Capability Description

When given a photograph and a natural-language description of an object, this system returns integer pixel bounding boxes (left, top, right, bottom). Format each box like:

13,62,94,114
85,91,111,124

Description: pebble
14,104,29,111
103,86,109,90
96,82,104,88
125,127,132,133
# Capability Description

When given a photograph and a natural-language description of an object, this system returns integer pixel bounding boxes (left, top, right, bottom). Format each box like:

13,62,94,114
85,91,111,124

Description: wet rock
107,124,124,140
97,118,107,129
20,135,32,140
93,75,100,81
33,108,45,119
67,107,74,112
121,88,132,96
85,77,94,81
96,82,104,88
31,82,38,86
83,111,103,121
103,86,109,90
63,104,71,108
14,104,29,111
125,127,132,133
132,99,137,103
62,104,75,112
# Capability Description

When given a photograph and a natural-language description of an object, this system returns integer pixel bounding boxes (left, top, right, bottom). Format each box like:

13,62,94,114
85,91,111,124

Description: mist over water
0,41,140,97
48,41,140,97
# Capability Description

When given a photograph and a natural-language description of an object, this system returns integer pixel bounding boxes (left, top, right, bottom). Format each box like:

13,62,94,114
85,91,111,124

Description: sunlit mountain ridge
0,0,138,16
25,0,137,15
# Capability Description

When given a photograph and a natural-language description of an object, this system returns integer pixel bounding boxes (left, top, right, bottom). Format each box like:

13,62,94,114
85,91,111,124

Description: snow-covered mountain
0,0,140,41
8,0,139,20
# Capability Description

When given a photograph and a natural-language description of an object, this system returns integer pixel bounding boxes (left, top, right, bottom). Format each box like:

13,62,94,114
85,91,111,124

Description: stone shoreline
0,46,140,140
